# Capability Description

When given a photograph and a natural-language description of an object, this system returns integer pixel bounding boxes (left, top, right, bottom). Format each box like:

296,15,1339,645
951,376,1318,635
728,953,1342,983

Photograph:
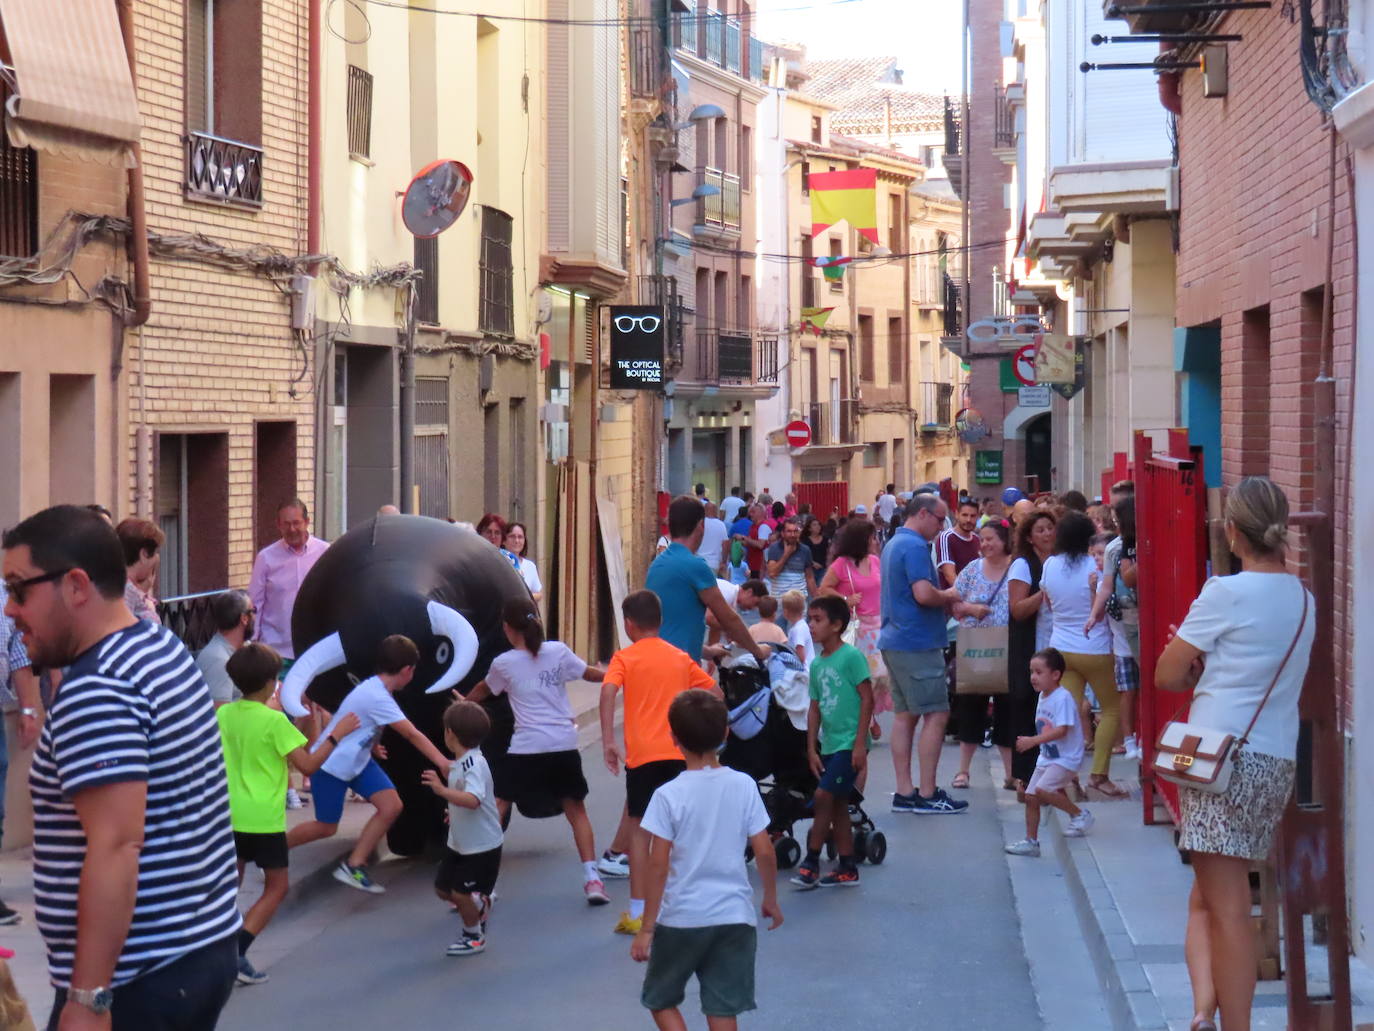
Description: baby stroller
719,646,887,870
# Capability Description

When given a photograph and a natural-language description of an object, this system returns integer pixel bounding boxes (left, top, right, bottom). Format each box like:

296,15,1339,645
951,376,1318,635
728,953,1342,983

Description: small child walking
422,699,505,957
286,634,453,894
793,595,873,889
466,596,610,906
748,596,788,646
218,643,361,985
599,590,722,935
632,689,783,1031
781,590,813,667
1006,647,1094,857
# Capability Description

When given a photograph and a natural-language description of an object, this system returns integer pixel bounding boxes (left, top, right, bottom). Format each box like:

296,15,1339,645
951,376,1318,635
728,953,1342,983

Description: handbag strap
1236,585,1308,749
982,562,1011,606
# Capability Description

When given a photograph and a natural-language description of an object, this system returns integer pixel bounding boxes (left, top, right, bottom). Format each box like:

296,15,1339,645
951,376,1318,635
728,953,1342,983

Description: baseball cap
854,504,868,514
1002,486,1026,505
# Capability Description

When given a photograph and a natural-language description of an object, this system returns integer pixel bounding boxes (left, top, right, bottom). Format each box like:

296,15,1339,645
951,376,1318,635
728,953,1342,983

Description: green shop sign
975,450,1003,484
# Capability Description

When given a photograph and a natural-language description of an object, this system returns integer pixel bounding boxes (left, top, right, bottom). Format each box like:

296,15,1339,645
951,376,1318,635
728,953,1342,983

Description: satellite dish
402,159,473,238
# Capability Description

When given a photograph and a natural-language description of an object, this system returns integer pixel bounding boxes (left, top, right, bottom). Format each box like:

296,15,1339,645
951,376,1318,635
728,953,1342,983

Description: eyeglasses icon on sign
614,315,662,333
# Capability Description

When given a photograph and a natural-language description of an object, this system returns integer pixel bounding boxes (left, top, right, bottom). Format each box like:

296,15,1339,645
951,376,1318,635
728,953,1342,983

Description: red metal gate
1134,429,1209,826
793,481,849,520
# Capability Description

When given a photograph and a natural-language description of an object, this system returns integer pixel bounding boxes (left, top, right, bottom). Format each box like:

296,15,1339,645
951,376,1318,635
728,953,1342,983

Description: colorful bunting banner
808,167,879,244
799,307,835,335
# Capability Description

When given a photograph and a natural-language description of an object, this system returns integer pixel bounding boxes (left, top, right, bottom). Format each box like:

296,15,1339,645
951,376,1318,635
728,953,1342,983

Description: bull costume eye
278,601,479,717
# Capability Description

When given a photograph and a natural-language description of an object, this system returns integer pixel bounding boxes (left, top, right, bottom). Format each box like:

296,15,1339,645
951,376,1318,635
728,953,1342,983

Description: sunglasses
4,567,73,604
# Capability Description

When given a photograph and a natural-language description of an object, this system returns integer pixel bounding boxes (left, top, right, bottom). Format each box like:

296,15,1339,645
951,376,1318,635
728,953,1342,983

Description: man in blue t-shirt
645,496,767,666
879,493,967,815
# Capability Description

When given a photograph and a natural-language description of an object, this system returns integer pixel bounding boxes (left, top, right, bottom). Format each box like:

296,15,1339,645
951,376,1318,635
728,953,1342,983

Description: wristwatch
20,707,38,718
69,986,114,1014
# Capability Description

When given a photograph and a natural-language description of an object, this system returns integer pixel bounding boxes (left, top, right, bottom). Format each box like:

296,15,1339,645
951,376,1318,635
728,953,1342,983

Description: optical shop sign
609,306,666,389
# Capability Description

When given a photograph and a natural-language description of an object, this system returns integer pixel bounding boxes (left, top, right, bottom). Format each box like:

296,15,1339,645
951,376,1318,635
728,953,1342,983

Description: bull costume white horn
425,600,480,693
276,603,479,717
279,632,346,717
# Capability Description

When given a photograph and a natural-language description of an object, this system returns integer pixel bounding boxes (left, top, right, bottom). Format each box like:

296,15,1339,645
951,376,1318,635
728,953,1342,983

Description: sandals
1003,777,1018,791
951,771,971,789
1090,776,1129,798
1190,1017,1217,1031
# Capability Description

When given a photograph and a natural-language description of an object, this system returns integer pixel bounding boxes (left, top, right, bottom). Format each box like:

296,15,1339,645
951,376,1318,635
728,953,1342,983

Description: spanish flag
799,307,835,335
809,168,879,244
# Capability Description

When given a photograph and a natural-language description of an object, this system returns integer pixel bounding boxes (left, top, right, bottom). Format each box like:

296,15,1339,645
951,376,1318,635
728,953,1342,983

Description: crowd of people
0,468,1316,1031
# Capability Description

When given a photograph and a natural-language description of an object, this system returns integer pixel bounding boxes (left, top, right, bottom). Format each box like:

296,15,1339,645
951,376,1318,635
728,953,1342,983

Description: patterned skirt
1177,748,1296,861
852,615,891,714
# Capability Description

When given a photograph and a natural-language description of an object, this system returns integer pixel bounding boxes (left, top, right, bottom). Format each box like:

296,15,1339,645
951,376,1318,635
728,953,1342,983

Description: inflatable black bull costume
279,514,529,856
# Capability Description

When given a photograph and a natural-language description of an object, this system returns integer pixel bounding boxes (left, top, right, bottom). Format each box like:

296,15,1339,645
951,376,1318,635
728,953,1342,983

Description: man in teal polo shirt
880,493,967,815
646,496,767,666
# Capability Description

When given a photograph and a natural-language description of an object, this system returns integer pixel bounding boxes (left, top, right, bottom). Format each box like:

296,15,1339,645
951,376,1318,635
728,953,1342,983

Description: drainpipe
307,0,322,264
115,0,151,328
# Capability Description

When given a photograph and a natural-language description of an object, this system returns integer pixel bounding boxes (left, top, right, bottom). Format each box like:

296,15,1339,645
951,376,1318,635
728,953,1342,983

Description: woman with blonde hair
1157,477,1315,1031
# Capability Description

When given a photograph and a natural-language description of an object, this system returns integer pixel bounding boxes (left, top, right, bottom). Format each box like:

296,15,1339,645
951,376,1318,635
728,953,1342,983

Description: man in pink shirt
248,498,328,663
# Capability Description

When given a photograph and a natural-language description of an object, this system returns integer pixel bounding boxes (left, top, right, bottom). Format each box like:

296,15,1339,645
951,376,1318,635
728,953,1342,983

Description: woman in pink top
818,520,888,734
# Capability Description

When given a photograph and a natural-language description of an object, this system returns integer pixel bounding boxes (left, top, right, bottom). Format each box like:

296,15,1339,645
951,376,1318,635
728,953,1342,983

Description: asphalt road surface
220,722,1043,1031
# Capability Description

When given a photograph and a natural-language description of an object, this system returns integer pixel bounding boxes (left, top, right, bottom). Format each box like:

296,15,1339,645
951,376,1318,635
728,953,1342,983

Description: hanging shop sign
1051,340,1087,400
608,306,665,389
1033,333,1077,384
975,450,1004,485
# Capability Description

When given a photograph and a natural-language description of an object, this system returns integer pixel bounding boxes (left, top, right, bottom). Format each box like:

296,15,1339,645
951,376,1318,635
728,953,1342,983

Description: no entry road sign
785,420,812,448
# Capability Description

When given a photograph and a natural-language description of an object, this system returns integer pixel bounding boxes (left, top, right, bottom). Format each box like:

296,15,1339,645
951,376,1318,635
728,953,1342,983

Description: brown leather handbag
1153,590,1307,794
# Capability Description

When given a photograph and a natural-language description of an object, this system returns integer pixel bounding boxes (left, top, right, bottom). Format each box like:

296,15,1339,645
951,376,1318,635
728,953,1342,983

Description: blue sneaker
910,788,969,814
790,859,820,890
891,791,921,813
236,954,268,986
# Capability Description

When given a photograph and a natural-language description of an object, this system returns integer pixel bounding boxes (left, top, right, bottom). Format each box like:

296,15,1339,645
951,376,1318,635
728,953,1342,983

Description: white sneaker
285,788,306,810
1122,736,1142,761
1005,838,1041,857
596,851,630,878
1066,809,1095,837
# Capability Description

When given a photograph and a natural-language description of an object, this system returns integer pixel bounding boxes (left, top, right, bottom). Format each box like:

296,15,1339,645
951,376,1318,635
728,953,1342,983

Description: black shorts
501,749,590,807
234,831,288,871
434,846,502,898
626,759,686,819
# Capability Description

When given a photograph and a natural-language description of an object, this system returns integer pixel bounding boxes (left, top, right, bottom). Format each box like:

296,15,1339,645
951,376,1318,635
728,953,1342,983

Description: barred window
414,236,439,325
0,82,38,259
479,207,514,336
346,65,373,158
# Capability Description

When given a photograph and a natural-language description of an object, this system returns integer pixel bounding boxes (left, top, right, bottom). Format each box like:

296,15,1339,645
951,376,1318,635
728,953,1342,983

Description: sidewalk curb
1053,812,1170,1031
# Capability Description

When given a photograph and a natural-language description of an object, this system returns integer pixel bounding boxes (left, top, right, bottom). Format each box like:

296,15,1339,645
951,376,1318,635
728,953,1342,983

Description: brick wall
131,0,313,589
1172,10,1354,697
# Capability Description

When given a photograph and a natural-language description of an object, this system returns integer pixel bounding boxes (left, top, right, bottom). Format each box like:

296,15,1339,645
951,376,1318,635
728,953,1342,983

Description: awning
0,0,141,167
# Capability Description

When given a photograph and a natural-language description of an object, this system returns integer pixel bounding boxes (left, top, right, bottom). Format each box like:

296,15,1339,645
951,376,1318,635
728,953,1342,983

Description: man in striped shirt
3,506,240,1030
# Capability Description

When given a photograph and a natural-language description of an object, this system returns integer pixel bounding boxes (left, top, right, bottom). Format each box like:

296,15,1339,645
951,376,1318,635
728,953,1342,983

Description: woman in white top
502,522,542,603
1156,477,1314,1031
1040,511,1124,797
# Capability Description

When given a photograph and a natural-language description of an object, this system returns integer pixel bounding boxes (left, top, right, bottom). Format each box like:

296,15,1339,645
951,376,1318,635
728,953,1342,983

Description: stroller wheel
774,837,801,870
866,830,888,865
853,830,868,864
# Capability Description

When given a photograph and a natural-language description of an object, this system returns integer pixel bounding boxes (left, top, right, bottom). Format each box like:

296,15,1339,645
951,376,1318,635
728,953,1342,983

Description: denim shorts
816,751,857,797
882,648,950,715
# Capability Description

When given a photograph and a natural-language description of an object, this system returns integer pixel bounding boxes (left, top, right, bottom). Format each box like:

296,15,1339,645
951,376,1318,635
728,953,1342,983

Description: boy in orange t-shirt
600,589,722,935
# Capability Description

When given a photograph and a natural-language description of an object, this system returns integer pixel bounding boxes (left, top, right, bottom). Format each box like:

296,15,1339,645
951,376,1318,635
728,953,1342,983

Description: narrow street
220,725,1045,1030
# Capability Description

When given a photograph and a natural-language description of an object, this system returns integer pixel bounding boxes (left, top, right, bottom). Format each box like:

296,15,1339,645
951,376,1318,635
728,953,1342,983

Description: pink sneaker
584,879,610,906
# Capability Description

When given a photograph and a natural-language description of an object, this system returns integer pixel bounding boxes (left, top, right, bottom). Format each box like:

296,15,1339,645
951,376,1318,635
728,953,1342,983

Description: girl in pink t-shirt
818,520,889,733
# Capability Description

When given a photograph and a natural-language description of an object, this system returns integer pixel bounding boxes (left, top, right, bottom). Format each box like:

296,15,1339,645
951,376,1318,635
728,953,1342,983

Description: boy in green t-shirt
792,595,873,890
218,643,360,985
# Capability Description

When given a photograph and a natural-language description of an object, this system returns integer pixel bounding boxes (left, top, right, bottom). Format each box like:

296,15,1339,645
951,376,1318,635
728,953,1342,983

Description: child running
421,699,504,956
793,595,873,889
286,634,453,894
632,689,783,1031
218,643,362,985
1005,647,1094,857
467,596,610,906
599,589,722,935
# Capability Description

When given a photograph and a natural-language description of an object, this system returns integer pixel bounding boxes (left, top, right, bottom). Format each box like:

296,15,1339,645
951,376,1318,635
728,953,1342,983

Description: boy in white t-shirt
781,590,813,667
286,634,453,894
467,596,610,906
422,699,504,956
1005,648,1094,857
632,689,783,1029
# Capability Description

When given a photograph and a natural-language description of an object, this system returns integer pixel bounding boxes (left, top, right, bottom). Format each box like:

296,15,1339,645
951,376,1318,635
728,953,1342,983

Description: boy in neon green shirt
218,642,359,985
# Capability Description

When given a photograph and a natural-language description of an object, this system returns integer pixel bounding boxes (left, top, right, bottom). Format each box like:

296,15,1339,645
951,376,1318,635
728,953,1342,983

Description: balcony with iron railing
684,328,779,392
695,167,741,241
638,274,686,368
919,381,955,431
944,96,964,199
185,132,264,207
806,399,859,447
942,272,963,342
630,23,664,99
675,3,762,81
994,85,1016,152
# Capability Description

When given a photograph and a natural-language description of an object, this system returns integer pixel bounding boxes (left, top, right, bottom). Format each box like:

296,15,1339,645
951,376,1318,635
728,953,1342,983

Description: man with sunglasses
195,590,256,707
3,506,240,1030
